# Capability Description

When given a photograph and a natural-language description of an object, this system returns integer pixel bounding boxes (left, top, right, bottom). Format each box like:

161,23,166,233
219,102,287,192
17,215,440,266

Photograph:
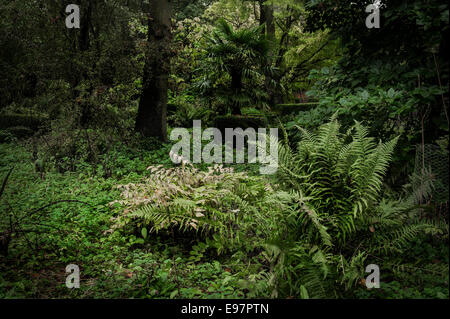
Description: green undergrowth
0,138,448,299
0,142,269,298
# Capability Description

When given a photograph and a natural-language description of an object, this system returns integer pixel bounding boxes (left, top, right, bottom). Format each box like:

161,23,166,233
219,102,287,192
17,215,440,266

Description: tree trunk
77,0,93,126
259,0,275,40
259,0,276,106
79,0,91,51
135,0,172,141
231,69,243,115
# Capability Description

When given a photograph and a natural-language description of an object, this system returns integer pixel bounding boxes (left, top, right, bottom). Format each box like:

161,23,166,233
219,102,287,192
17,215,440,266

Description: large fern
276,114,399,246
269,114,448,298
111,164,293,254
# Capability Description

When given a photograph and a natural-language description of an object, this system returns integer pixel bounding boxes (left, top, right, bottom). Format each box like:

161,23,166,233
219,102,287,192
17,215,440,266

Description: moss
5,126,34,138
214,115,266,131
272,102,319,115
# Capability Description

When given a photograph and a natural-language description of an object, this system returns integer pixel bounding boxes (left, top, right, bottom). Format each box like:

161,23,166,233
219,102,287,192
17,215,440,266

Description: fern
275,114,399,246
111,164,293,255
269,115,448,298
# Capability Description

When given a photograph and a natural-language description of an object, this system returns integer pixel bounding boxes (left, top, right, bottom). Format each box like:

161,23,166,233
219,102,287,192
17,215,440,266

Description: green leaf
141,227,148,239
300,285,309,299
170,290,179,299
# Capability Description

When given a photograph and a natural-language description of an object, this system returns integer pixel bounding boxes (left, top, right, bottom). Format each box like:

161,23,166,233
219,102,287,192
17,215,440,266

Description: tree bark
79,0,92,52
259,0,276,106
231,68,243,115
76,0,93,126
135,0,172,141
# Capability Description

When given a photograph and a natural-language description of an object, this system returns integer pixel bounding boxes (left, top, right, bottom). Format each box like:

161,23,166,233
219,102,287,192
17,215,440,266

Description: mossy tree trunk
259,0,276,106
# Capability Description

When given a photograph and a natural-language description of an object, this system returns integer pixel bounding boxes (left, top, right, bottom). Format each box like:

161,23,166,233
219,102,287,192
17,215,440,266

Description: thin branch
0,167,13,199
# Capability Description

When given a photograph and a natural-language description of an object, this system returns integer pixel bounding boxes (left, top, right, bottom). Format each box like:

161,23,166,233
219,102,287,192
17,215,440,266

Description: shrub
4,126,34,138
110,163,291,254
266,114,447,298
272,103,319,115
0,113,46,130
